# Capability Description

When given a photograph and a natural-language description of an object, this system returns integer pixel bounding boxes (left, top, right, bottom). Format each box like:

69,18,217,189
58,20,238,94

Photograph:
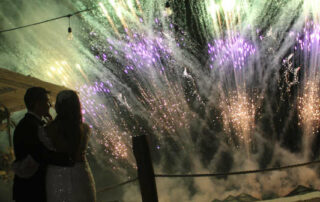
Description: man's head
24,87,51,117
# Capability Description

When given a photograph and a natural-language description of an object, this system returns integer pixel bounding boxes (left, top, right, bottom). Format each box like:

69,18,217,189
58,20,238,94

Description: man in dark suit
12,87,74,202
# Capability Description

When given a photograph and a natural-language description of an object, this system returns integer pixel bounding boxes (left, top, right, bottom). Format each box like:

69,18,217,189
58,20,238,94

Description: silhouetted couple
12,87,96,202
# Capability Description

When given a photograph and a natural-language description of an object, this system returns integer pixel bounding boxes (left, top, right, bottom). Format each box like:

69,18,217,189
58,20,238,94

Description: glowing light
126,0,140,21
47,72,53,77
105,0,130,34
135,0,143,13
93,31,177,74
222,0,236,12
127,0,133,9
99,2,120,37
221,91,261,149
50,66,56,71
298,80,320,135
304,0,320,22
164,7,172,17
208,1,218,18
109,0,116,7
208,1,217,12
208,34,256,69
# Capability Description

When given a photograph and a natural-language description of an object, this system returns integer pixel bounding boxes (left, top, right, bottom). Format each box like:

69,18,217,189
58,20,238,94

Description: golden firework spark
298,80,320,135
221,90,261,148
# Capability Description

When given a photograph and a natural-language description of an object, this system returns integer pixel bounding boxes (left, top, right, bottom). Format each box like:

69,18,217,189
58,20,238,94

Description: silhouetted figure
13,87,74,202
40,90,96,202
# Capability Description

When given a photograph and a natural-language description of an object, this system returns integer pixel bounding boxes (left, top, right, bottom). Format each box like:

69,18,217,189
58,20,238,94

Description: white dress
39,126,96,202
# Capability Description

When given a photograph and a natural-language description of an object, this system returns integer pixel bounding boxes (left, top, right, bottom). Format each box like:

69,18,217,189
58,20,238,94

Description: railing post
133,135,158,202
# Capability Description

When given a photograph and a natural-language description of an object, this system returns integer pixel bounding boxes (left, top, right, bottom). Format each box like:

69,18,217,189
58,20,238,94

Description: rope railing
155,159,320,178
96,159,320,194
97,177,138,193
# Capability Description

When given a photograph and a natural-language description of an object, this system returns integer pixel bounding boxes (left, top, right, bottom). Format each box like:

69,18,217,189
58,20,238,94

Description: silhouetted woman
39,90,96,202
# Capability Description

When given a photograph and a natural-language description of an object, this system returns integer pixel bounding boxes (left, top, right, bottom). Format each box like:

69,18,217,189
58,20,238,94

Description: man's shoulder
15,114,40,135
15,115,27,129
16,114,35,126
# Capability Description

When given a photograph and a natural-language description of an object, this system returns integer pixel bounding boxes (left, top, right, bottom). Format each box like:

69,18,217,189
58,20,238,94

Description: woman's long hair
55,90,82,158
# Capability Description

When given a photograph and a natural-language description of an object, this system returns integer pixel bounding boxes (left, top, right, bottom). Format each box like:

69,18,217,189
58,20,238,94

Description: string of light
0,2,172,34
0,7,95,34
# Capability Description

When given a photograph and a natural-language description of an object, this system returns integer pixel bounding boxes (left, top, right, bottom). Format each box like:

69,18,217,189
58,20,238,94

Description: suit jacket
13,113,74,202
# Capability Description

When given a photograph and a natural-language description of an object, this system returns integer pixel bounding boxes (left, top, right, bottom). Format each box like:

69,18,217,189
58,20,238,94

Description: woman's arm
38,126,75,166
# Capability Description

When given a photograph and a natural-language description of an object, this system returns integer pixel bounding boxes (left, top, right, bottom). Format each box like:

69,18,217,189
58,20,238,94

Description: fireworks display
294,21,320,136
2,0,320,200
221,90,262,149
298,80,320,135
208,33,256,69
